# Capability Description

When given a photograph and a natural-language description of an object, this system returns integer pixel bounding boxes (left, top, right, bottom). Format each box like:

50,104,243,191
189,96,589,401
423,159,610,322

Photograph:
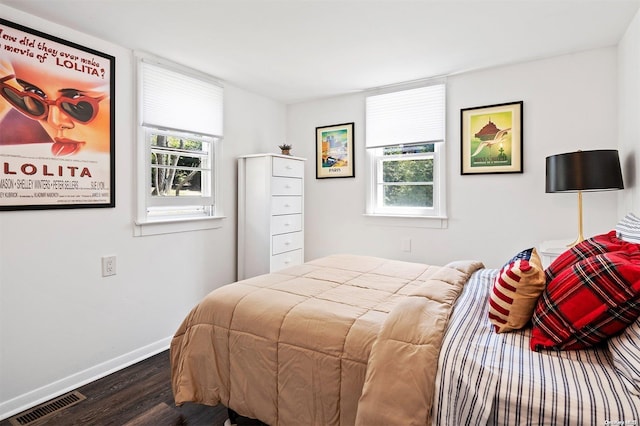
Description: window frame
370,144,439,216
365,82,447,224
366,142,446,220
134,53,225,236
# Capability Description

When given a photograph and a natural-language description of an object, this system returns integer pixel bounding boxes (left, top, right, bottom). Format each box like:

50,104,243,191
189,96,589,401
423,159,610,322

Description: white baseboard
0,336,172,421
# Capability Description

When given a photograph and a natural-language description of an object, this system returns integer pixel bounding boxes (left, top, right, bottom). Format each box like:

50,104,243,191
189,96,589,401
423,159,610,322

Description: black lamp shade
546,149,624,193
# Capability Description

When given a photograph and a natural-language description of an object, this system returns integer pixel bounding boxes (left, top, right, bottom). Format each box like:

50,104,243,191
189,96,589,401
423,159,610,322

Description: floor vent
8,391,86,426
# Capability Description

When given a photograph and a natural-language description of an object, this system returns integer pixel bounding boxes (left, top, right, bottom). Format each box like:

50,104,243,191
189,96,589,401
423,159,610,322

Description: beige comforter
170,254,483,425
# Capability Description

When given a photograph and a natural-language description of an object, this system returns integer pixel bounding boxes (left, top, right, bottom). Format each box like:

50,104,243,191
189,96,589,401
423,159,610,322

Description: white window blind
366,84,445,148
141,61,223,138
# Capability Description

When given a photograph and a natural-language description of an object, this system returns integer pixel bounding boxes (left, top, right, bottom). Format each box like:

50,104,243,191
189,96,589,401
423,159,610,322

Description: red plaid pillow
545,231,635,282
531,247,640,351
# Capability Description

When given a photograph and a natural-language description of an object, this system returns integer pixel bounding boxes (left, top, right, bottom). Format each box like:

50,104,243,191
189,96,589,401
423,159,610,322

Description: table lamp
546,149,624,246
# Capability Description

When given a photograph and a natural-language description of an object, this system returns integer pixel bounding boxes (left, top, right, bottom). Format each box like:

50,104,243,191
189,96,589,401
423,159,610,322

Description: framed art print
461,101,523,175
316,122,354,179
0,18,115,210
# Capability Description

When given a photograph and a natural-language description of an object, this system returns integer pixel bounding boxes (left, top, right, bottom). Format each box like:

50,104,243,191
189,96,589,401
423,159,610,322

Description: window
146,129,214,218
135,54,224,234
373,143,437,215
365,83,446,219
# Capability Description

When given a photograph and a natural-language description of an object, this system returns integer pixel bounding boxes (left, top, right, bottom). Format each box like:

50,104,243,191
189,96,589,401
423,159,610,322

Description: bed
170,254,483,425
171,220,640,426
433,268,640,425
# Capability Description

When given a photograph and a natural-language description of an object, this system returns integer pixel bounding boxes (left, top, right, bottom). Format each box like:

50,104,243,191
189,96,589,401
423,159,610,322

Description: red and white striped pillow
489,248,546,333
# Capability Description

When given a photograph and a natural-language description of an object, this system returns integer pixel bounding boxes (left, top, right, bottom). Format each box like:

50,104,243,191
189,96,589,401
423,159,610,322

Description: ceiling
2,0,639,104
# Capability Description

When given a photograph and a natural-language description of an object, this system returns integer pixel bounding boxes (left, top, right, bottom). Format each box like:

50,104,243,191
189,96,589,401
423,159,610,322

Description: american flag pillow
531,247,640,351
489,248,546,333
545,230,634,282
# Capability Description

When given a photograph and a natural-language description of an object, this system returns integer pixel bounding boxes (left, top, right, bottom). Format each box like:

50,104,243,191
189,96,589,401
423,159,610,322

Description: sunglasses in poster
0,74,105,124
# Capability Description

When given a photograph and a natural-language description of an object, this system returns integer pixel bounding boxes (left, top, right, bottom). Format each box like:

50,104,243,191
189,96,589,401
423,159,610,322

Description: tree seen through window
150,133,208,197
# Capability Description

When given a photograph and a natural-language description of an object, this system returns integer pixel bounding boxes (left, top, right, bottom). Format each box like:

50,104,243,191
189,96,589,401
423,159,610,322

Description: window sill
363,213,448,229
134,215,226,236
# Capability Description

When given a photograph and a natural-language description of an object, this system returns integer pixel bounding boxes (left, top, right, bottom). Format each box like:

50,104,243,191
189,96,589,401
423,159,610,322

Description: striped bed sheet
433,268,640,426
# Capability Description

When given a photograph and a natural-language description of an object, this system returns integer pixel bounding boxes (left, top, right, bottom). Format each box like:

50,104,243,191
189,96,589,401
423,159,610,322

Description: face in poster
0,18,115,210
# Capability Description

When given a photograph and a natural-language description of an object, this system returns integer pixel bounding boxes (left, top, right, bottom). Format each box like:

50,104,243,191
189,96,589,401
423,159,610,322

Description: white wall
618,9,640,214
288,47,623,269
0,5,286,419
2,4,638,421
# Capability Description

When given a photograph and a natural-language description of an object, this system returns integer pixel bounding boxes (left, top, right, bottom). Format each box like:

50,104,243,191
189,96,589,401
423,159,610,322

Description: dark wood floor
1,350,265,426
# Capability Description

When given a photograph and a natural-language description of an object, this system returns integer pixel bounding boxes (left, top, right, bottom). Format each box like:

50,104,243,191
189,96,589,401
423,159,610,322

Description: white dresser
237,154,306,280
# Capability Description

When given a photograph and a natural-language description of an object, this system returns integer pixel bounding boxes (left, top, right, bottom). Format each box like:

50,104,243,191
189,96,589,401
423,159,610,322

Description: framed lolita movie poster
0,18,115,211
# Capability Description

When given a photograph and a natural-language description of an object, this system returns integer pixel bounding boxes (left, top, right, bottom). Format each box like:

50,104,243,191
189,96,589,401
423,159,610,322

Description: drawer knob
285,240,291,245
284,222,290,227
284,258,291,264
286,165,293,170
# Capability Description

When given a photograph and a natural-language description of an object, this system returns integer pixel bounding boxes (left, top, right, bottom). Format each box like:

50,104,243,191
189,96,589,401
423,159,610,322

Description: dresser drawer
272,231,303,255
271,214,302,235
271,177,302,196
271,196,302,215
271,249,303,271
273,157,304,178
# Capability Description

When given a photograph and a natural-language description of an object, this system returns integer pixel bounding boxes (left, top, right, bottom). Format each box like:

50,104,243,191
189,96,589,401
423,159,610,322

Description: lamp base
566,190,585,247
566,236,584,248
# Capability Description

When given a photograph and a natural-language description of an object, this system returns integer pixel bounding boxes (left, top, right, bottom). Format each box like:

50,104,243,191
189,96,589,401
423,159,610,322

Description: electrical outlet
102,256,116,277
402,238,412,252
